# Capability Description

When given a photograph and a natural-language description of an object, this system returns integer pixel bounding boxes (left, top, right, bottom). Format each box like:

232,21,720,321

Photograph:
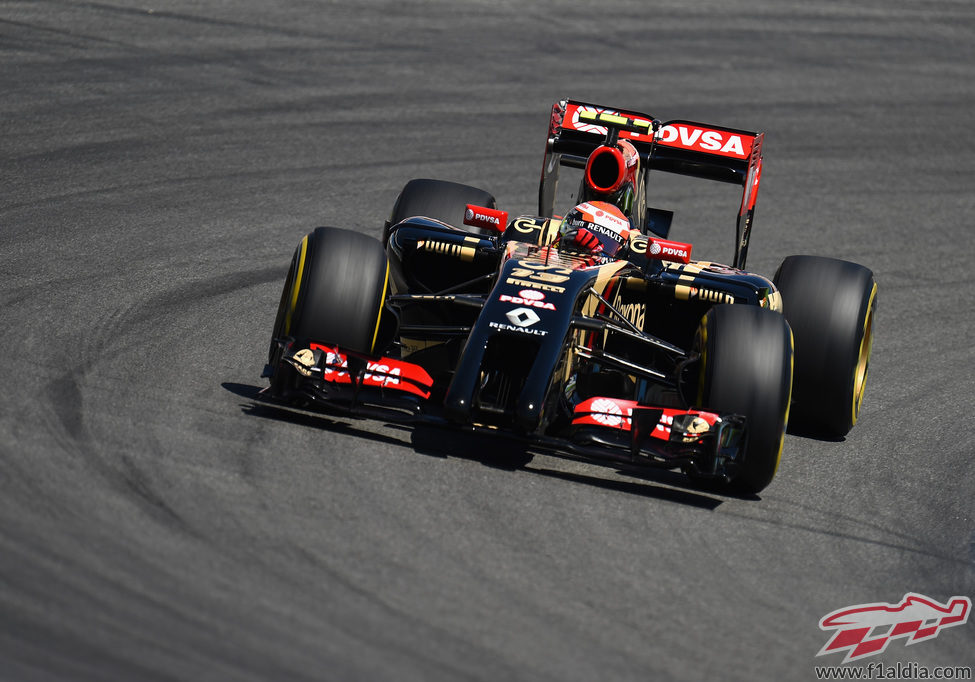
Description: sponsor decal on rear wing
543,99,765,268
554,99,760,181
568,106,754,160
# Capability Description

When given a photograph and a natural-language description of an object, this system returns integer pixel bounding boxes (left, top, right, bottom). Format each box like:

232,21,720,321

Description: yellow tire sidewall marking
370,259,390,354
773,325,795,476
851,282,878,426
284,235,309,336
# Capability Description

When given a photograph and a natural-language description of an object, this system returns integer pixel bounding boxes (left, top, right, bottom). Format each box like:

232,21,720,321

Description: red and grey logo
817,593,971,663
646,237,692,264
463,204,508,233
498,293,555,310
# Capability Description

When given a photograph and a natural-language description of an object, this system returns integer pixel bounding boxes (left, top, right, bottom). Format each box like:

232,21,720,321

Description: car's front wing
263,342,746,481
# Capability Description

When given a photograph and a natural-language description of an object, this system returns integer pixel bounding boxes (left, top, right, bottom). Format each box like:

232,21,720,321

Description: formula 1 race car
262,99,877,494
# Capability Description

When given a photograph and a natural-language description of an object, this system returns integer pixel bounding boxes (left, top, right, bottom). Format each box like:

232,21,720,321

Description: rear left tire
384,178,497,243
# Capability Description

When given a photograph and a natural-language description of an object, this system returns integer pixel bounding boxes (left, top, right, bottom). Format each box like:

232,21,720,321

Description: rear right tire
773,255,877,438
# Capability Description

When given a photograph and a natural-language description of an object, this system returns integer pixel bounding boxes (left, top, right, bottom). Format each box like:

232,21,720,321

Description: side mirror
463,204,508,233
645,207,674,238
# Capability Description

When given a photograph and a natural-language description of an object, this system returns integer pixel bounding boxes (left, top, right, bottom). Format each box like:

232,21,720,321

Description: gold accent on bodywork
628,233,648,254
511,217,560,246
541,219,559,246
581,261,628,318
682,416,711,443
663,261,704,282
506,277,566,293
762,290,783,312
292,348,316,377
679,263,702,282
610,278,646,330
510,217,560,246
400,337,444,358
417,239,476,262
675,284,734,305
621,276,647,293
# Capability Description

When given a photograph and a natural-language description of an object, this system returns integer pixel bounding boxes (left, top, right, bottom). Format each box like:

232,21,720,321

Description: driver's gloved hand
563,227,603,253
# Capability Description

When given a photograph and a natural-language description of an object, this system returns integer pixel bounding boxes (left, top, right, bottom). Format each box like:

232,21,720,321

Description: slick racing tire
773,255,877,438
696,305,793,494
384,178,497,243
270,226,389,362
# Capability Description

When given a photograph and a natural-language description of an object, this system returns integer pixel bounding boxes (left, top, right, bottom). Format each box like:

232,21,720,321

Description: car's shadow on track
408,424,727,509
786,420,847,442
224,383,728,510
530,466,727,509
225,383,414,450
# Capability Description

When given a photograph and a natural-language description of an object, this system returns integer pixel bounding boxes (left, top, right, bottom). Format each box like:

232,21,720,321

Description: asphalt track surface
2,1,974,680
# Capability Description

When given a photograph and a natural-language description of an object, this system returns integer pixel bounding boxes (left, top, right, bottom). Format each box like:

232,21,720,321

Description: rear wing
540,99,764,268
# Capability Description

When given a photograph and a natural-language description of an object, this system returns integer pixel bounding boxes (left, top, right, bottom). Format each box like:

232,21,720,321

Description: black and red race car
262,99,877,494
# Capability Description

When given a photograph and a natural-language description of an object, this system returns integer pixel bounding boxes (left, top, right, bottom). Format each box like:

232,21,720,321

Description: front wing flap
265,340,434,421
568,397,746,478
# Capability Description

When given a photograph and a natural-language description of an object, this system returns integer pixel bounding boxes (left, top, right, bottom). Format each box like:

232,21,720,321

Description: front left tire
695,304,794,494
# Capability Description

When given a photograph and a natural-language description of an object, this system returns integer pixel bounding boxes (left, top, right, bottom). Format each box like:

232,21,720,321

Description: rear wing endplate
540,99,764,268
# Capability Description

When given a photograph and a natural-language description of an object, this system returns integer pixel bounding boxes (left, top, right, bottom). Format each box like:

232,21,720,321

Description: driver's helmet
558,201,631,257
